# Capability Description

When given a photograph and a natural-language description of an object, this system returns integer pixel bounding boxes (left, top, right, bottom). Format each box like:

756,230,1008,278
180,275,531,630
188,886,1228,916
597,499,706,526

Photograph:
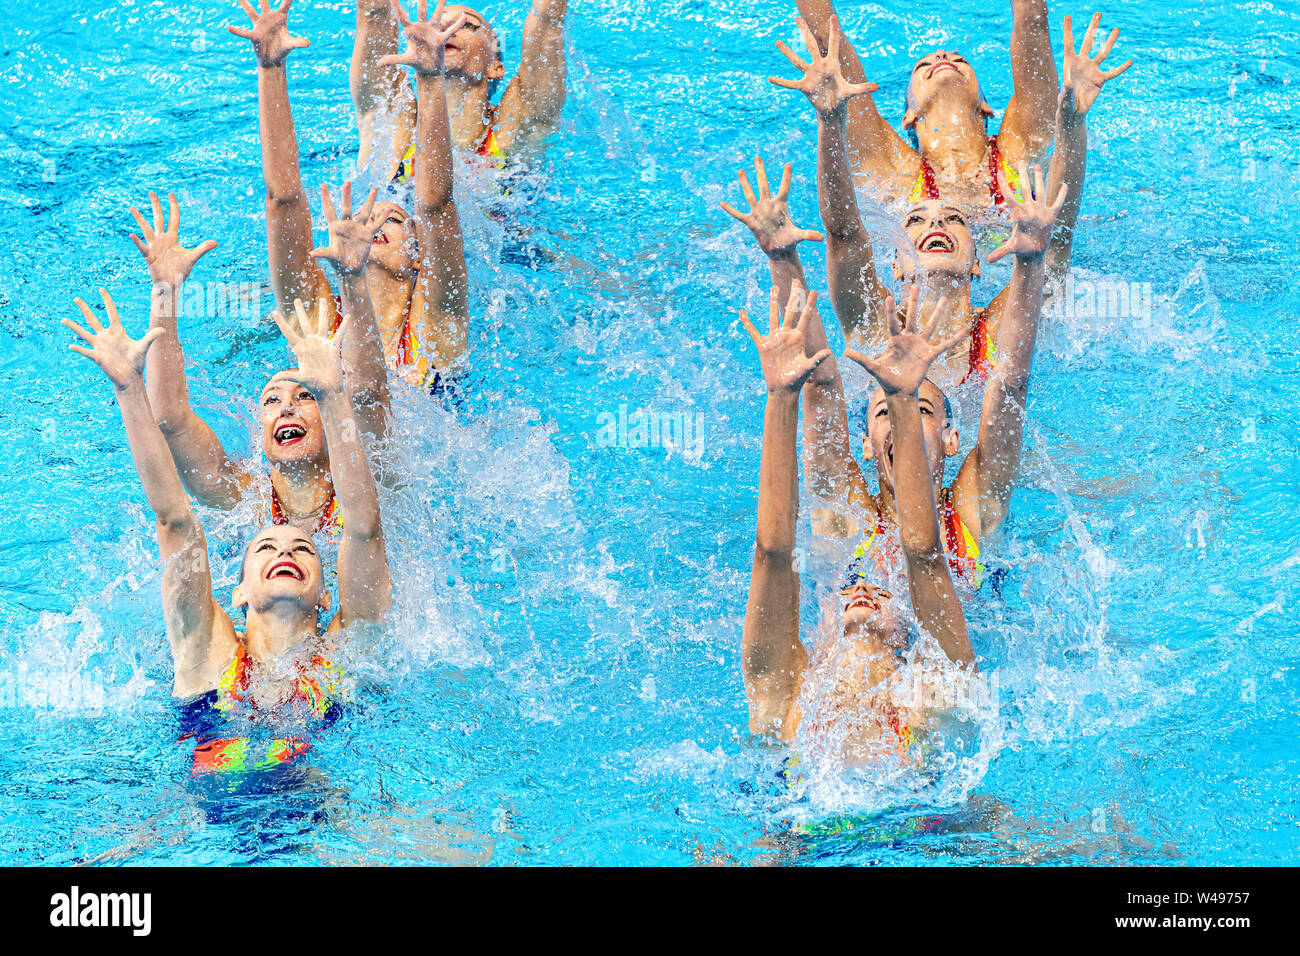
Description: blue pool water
2,0,1298,864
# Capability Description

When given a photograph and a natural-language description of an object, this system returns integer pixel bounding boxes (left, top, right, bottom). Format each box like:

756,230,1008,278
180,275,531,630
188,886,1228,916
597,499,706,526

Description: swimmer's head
840,581,906,648
260,375,328,469
903,49,994,138
442,5,506,90
232,525,330,619
893,199,979,283
366,201,418,279
863,379,957,495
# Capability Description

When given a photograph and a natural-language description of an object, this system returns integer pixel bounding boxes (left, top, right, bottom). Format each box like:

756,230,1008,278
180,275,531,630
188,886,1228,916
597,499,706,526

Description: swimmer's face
366,201,417,279
260,377,327,468
906,50,982,118
900,200,977,279
442,6,505,85
841,582,905,645
864,380,956,494
235,525,326,616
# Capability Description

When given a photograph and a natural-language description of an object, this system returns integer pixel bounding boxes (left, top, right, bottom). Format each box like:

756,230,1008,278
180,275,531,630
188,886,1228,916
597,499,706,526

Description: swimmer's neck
844,631,901,685
365,265,417,353
269,459,335,528
912,96,991,180
444,72,494,149
243,607,319,662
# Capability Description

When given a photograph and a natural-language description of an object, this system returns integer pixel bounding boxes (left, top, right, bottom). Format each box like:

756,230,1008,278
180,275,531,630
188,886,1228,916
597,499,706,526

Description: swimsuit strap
269,483,341,536
941,489,983,585
964,307,996,382
909,157,941,202
477,124,505,166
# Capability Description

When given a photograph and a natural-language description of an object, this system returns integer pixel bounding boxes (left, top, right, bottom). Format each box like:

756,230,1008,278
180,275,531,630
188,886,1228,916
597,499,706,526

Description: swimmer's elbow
264,185,308,209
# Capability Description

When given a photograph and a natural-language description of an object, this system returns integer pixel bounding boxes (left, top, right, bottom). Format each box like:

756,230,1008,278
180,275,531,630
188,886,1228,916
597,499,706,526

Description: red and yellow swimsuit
186,644,345,776
908,134,1024,205
392,123,506,185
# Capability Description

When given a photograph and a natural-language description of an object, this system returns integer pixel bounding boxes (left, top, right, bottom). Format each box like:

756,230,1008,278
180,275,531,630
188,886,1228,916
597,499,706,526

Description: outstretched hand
63,290,164,391
720,157,823,258
310,183,385,277
988,162,1067,263
271,298,348,398
770,15,877,117
228,0,310,68
378,0,467,76
1060,13,1133,119
843,286,969,396
128,192,218,288
740,287,833,395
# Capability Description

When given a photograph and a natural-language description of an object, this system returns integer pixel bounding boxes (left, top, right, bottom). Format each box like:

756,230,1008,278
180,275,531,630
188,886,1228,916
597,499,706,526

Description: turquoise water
2,0,1298,864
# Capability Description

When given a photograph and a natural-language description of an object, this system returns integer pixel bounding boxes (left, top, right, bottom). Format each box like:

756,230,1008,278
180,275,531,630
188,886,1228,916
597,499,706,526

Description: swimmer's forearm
116,377,199,533
336,273,392,440
886,392,973,666
818,114,881,343
972,254,1044,531
258,65,307,203
745,390,807,738
257,64,329,315
143,282,245,510
1045,104,1087,266
755,392,801,558
413,70,470,365
886,393,942,559
794,0,903,171
317,389,392,622
318,389,381,533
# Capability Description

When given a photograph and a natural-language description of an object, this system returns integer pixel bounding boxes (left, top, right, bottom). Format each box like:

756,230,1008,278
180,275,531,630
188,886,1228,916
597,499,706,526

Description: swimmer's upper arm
492,0,568,155
998,0,1058,167
157,517,236,697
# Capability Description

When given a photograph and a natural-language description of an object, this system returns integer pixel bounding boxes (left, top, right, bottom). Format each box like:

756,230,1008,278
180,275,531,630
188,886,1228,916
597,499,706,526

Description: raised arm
739,289,833,740
789,5,917,189
63,291,235,697
771,20,889,348
1043,13,1133,274
953,164,1065,538
381,0,471,372
718,160,865,519
998,0,1059,166
229,0,337,320
352,0,418,177
129,193,251,511
495,0,569,153
272,302,393,625
308,183,393,442
845,289,974,667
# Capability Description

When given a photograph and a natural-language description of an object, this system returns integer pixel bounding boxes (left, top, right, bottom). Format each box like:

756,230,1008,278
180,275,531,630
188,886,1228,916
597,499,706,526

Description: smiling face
260,377,327,468
840,582,906,647
905,49,985,119
234,525,325,616
899,199,978,279
864,380,957,495
366,200,417,279
441,6,505,85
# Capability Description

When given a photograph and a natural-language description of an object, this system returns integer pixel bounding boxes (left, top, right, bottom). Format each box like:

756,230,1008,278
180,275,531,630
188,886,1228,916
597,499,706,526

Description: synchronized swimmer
67,1,1133,783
